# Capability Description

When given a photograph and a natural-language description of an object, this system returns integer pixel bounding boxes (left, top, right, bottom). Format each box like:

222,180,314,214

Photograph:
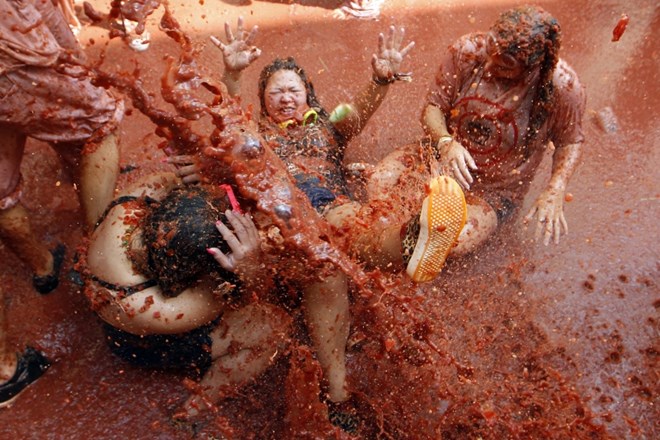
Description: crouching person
81,172,291,420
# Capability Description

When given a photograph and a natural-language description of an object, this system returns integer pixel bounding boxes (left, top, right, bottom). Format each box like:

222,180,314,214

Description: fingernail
206,248,216,255
160,156,169,163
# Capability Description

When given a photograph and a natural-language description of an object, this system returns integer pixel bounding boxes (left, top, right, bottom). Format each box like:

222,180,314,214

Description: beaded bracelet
372,75,396,86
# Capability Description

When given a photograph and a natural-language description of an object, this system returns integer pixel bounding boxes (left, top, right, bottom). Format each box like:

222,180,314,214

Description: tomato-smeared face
484,33,526,80
264,69,309,123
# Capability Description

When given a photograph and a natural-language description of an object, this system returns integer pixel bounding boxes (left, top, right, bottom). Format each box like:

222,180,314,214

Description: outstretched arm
331,26,414,140
524,142,582,245
210,16,261,97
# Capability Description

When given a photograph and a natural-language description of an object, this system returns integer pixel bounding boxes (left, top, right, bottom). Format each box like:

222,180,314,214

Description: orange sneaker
402,176,466,283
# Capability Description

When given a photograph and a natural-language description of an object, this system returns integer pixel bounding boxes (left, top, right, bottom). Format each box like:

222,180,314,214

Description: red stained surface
1,1,658,438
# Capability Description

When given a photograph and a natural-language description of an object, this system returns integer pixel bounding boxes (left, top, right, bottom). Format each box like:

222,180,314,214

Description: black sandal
328,399,360,434
33,244,66,294
0,347,51,408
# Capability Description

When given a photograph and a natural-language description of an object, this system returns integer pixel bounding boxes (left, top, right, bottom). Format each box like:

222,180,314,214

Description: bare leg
346,144,499,262
302,272,351,403
0,204,53,277
182,303,291,417
453,195,498,256
0,128,53,277
328,151,418,269
327,201,405,269
344,195,499,263
0,285,17,382
76,133,120,229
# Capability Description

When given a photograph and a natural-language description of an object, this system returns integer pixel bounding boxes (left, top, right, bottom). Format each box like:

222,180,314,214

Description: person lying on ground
82,172,291,420
198,19,468,283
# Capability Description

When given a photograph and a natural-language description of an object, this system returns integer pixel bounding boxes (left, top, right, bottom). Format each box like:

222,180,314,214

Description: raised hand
371,26,415,83
210,16,261,73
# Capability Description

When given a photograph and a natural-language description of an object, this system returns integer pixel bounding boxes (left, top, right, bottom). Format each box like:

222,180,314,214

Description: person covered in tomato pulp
421,4,586,253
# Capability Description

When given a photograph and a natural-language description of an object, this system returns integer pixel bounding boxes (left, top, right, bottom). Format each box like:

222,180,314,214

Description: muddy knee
452,196,498,256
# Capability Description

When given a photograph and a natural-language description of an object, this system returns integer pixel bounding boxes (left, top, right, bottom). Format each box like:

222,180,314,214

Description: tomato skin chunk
612,14,629,42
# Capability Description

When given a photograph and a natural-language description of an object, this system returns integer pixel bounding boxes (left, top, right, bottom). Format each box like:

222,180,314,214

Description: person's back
83,172,291,421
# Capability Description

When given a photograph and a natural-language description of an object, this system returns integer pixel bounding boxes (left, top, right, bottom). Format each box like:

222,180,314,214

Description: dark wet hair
142,185,238,297
491,5,561,146
491,5,561,69
257,57,330,120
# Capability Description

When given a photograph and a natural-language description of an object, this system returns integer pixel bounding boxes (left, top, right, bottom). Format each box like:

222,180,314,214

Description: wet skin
263,70,310,123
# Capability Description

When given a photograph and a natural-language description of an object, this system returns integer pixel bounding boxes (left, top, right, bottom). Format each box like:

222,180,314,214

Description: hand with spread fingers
210,16,261,73
208,210,262,280
524,188,568,245
371,25,415,83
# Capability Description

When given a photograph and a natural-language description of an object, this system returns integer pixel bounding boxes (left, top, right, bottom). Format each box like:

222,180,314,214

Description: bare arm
524,141,583,245
421,103,477,187
421,103,450,142
331,26,414,140
210,17,261,97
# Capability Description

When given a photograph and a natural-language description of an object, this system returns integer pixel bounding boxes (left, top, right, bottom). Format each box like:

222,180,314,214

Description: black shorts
293,174,350,212
103,322,214,376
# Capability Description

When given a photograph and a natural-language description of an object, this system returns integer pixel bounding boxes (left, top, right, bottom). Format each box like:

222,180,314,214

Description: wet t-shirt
259,114,350,210
0,0,82,73
0,1,119,144
427,33,586,191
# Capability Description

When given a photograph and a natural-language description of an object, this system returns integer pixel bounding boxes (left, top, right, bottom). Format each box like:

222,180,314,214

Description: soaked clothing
103,322,213,375
0,0,122,144
259,113,350,212
427,32,586,197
